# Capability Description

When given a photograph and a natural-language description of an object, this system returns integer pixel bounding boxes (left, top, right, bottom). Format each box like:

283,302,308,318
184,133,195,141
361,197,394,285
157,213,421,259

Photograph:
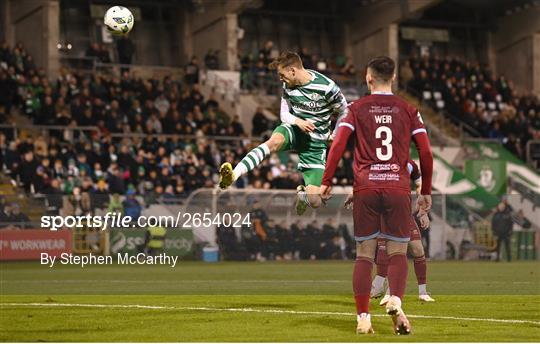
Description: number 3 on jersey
375,126,392,161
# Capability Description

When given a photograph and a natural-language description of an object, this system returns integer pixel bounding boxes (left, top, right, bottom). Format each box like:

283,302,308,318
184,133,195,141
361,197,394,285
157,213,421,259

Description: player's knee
307,194,322,208
266,134,285,152
356,239,377,259
305,185,322,208
409,240,424,257
386,241,408,255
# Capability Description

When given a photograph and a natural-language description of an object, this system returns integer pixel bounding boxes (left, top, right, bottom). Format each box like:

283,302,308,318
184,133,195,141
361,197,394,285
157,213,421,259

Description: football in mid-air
104,6,134,35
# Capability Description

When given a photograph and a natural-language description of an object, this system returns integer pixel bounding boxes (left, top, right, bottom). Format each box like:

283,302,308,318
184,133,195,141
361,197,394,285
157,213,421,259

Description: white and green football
104,6,134,35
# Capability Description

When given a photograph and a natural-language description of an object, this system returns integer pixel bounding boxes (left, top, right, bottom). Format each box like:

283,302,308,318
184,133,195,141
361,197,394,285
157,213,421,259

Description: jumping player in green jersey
218,51,348,215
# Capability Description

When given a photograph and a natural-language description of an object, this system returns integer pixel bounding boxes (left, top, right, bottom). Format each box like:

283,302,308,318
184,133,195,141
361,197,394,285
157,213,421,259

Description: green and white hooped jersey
281,69,347,141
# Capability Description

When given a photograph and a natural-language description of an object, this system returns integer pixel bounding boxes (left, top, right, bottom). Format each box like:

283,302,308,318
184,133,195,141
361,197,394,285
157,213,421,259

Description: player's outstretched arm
320,124,353,199
412,131,433,213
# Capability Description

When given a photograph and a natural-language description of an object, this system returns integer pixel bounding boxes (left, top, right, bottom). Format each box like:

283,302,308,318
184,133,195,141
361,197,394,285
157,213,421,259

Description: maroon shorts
410,227,421,241
377,227,421,244
353,189,417,242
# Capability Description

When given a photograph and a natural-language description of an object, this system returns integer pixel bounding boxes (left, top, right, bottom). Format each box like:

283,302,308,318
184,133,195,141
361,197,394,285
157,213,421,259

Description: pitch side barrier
183,188,452,257
3,191,535,263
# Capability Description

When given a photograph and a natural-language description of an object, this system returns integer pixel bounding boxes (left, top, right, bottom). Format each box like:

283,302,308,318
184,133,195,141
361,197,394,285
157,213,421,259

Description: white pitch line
2,302,540,326
1,279,536,285
0,279,347,284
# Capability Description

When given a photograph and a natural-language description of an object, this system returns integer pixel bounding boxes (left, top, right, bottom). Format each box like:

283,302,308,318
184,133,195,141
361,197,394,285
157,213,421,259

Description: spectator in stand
258,40,274,66
205,92,219,110
18,151,38,193
8,203,31,229
299,47,313,70
400,60,414,87
108,193,124,214
116,35,135,73
340,56,357,77
0,70,17,114
44,178,63,214
0,201,10,228
253,60,267,89
184,56,200,86
204,49,219,70
405,53,539,162
98,44,111,63
230,115,245,136
240,53,254,90
85,43,100,61
251,107,270,136
122,189,142,221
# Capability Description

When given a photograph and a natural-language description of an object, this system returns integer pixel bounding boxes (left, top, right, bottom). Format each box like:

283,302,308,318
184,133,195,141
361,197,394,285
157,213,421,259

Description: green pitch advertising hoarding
110,228,193,257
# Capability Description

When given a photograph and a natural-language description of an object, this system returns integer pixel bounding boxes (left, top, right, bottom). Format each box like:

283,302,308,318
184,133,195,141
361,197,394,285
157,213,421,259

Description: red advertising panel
0,230,72,261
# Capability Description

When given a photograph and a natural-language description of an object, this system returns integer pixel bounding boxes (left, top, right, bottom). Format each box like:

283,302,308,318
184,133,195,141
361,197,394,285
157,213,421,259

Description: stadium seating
0,42,314,205
1,42,359,261
402,54,540,165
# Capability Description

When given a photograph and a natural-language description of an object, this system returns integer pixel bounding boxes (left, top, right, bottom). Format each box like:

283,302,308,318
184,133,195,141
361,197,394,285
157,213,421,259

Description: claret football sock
387,254,408,299
376,252,389,277
413,255,427,287
353,257,373,314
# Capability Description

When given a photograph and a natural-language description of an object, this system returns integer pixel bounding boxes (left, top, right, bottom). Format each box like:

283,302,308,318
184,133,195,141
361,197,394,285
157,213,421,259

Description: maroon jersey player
371,159,435,305
320,56,433,335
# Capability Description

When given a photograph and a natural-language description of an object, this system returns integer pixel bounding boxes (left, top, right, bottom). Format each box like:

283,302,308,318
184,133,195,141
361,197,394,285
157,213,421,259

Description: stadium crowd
238,41,357,92
402,54,540,161
1,42,341,214
0,199,31,229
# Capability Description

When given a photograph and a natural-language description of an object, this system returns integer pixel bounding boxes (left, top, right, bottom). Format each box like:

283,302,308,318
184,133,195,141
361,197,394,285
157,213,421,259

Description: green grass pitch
1,260,539,341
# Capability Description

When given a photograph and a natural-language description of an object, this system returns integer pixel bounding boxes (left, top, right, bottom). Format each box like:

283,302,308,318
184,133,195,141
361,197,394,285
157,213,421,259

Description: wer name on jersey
371,105,397,182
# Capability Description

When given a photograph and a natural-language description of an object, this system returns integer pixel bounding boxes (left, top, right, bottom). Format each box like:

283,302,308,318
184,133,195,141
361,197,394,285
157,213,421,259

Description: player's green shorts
273,124,326,187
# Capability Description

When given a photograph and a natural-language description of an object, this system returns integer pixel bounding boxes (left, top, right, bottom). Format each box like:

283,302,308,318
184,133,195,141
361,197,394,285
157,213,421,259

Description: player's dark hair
367,56,395,82
269,51,303,70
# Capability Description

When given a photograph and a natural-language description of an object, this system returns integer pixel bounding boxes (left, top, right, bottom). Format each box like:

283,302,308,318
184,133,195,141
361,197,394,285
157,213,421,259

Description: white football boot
356,313,374,334
419,294,435,302
370,275,386,299
385,296,411,335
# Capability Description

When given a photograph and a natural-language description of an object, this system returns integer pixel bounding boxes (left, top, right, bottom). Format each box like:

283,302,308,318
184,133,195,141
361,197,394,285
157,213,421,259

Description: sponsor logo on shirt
368,173,400,181
293,101,326,112
370,163,398,171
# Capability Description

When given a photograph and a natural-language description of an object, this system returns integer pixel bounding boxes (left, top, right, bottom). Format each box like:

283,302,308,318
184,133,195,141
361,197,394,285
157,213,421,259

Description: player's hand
295,118,315,133
328,132,336,143
320,184,332,201
418,212,430,229
416,194,432,214
344,193,353,209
